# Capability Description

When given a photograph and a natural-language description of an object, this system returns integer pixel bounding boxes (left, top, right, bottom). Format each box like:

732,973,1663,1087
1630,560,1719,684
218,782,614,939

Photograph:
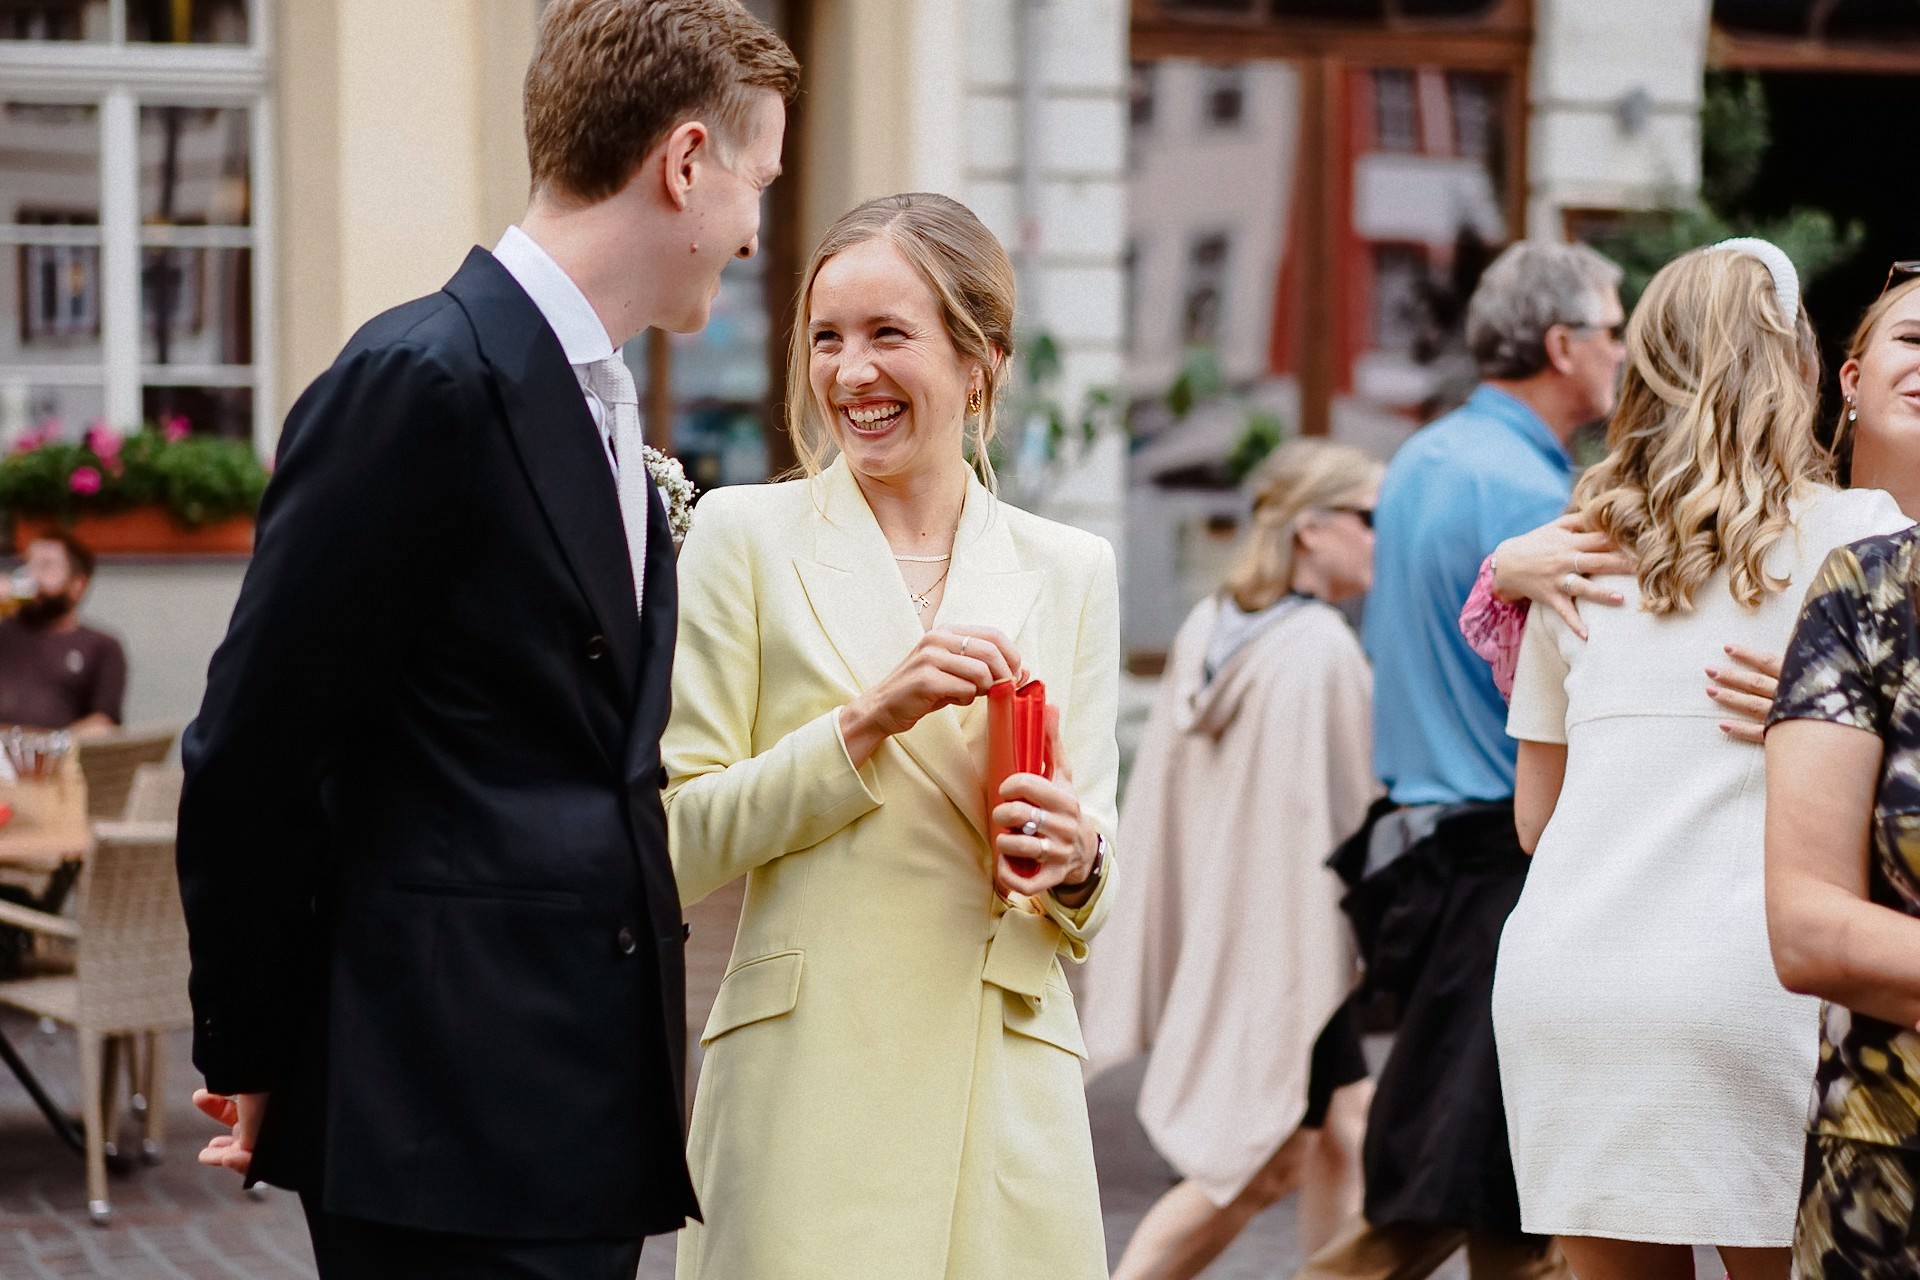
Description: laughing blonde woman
663,193,1119,1279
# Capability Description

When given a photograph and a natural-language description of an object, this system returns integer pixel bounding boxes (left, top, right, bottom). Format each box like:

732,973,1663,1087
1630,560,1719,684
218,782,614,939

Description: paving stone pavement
0,879,1688,1279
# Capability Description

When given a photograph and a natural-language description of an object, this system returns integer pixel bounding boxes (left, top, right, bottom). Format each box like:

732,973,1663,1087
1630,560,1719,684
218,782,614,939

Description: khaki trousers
1296,1214,1571,1280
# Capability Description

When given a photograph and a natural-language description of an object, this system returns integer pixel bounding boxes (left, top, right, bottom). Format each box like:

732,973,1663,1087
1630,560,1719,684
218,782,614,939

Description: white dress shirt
492,224,622,476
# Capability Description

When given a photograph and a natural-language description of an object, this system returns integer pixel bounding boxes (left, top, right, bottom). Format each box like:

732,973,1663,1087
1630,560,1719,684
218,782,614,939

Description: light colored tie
587,354,650,618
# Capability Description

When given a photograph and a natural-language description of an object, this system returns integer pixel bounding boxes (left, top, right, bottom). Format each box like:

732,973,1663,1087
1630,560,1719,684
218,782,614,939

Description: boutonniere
641,444,696,545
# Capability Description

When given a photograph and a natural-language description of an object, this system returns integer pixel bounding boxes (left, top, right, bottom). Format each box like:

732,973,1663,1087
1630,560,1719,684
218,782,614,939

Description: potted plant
0,417,270,555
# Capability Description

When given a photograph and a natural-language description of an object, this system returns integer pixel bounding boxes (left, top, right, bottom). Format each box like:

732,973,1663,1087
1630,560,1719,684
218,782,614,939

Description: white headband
1708,237,1800,323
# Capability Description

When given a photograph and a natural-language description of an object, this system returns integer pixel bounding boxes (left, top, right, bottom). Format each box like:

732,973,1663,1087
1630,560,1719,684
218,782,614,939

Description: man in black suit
176,3,797,1275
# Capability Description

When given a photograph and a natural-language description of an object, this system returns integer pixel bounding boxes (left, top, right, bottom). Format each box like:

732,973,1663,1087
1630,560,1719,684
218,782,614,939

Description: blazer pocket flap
1001,982,1088,1059
981,906,1061,1000
701,949,803,1045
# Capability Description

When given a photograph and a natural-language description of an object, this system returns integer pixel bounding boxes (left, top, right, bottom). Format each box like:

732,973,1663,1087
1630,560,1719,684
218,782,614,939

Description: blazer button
585,634,609,661
616,926,638,955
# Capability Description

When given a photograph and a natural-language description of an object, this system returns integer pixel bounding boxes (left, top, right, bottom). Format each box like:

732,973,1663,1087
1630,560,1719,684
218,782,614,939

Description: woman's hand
1491,513,1633,639
1707,644,1782,745
990,707,1100,903
838,625,1024,769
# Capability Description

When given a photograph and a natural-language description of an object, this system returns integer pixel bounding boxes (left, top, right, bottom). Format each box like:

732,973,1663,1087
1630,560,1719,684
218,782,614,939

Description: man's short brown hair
525,0,799,204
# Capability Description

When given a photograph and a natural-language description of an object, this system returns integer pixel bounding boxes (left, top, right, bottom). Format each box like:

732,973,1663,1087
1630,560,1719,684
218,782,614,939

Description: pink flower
162,415,191,443
84,423,123,462
68,466,102,495
11,430,43,455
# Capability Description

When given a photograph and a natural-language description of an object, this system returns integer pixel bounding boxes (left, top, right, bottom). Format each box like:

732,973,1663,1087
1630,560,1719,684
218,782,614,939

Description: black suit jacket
177,249,699,1239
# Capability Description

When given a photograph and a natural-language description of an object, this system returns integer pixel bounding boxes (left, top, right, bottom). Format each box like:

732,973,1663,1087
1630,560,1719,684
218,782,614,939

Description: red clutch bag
986,679,1051,877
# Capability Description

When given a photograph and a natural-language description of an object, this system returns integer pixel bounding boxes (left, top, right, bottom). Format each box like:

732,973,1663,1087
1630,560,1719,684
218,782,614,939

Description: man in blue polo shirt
1301,241,1625,1280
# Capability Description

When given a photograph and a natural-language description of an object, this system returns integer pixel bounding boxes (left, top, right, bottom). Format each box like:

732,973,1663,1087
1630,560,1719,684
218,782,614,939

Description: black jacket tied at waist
1327,798,1542,1237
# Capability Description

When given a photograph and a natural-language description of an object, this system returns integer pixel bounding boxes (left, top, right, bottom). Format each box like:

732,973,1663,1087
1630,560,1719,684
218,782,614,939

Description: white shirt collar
492,225,615,367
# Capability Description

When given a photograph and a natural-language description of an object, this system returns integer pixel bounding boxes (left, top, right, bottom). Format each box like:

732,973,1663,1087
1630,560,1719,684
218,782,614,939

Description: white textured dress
1494,486,1909,1246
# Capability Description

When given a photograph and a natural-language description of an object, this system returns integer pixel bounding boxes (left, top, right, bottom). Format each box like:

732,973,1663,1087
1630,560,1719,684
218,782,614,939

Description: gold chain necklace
907,561,953,613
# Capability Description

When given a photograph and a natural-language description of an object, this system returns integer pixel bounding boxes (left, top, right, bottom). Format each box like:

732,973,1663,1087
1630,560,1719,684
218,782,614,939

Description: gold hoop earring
967,387,983,416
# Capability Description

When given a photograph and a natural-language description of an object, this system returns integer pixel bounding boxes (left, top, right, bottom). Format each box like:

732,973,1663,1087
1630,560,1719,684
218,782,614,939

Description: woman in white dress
1493,241,1909,1280
1082,439,1381,1279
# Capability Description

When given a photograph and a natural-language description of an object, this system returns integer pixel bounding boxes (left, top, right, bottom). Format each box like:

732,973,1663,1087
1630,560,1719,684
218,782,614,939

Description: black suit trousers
302,1195,643,1280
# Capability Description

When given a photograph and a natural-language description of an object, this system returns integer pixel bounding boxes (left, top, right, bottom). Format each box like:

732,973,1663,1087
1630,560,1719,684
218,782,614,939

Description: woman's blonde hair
1223,438,1382,612
1831,275,1920,473
1571,246,1830,615
784,193,1015,490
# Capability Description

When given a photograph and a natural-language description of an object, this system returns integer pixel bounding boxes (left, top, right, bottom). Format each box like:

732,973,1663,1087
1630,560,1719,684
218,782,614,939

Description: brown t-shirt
0,616,127,729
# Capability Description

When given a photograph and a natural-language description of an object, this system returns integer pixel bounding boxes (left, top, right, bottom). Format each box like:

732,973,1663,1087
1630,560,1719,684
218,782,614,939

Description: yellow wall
273,0,537,429
800,0,965,253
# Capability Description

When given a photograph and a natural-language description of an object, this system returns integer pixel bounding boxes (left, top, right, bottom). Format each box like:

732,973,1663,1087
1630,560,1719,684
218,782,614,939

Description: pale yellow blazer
664,458,1120,1280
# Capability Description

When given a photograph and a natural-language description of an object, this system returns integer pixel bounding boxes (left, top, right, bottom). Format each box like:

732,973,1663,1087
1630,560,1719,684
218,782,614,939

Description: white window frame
0,0,275,456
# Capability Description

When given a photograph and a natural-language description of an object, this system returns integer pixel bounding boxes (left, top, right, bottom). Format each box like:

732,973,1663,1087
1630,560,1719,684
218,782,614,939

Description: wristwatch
1059,832,1108,893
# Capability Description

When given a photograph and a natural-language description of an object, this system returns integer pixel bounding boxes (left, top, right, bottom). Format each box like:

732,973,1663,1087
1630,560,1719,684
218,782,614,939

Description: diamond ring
1021,806,1042,838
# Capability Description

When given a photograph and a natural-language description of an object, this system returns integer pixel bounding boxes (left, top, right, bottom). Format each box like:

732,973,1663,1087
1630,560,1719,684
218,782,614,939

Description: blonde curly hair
1571,245,1830,615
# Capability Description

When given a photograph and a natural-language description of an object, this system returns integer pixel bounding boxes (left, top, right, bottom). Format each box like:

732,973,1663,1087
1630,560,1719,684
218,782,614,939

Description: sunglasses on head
1881,260,1920,297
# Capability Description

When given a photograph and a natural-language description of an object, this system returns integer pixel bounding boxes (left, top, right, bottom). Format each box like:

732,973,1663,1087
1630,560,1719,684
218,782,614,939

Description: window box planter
11,508,254,557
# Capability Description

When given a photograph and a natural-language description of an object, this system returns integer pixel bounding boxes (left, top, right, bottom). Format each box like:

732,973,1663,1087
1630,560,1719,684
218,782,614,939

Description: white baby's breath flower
641,444,697,545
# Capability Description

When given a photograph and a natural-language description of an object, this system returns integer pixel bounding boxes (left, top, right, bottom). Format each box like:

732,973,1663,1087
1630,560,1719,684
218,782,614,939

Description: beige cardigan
1079,593,1373,1205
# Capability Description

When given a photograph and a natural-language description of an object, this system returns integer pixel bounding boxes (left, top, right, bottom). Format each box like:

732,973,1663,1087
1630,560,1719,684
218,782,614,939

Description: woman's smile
841,399,906,436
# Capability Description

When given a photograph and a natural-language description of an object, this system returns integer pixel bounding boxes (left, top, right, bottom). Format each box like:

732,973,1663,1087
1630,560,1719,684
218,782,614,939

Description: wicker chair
74,727,177,822
0,821,191,1225
121,764,184,823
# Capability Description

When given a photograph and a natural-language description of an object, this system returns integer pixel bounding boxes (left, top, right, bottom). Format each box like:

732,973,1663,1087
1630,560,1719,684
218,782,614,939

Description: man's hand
193,1088,268,1176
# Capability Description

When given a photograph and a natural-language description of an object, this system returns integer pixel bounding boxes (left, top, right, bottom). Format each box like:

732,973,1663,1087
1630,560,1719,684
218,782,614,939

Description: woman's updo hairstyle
785,192,1016,489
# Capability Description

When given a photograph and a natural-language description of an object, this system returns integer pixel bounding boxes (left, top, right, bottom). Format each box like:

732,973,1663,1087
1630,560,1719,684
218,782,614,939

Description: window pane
0,239,103,364
0,0,108,41
126,0,250,44
1203,66,1246,128
140,246,251,366
142,384,251,440
140,105,251,227
1715,1,1920,40
0,102,102,225
667,271,768,404
0,378,104,441
1372,70,1418,151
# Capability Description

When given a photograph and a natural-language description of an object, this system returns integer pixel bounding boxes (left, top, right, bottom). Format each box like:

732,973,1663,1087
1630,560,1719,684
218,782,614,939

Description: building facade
0,0,1131,729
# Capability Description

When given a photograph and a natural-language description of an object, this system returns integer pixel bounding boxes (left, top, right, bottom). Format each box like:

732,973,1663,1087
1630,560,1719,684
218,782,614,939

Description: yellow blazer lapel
790,462,1036,846
937,474,1044,743
792,464,922,696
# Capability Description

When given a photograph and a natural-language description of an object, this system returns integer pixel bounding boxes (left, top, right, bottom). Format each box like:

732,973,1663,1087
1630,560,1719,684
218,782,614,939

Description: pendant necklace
893,492,964,614
907,562,953,613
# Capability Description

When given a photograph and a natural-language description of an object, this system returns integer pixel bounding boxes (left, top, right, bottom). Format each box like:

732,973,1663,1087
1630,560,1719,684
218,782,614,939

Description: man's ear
1543,324,1576,377
660,119,711,212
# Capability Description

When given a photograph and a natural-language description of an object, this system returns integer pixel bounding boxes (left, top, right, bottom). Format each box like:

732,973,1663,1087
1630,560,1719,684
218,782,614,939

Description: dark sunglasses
1882,260,1920,297
1328,505,1374,529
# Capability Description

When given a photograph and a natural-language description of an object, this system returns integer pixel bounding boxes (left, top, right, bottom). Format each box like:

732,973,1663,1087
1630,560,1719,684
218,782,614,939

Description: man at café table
174,3,798,1277
0,531,126,738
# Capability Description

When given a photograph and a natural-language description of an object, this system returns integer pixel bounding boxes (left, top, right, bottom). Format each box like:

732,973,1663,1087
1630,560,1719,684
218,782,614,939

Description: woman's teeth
844,404,903,431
